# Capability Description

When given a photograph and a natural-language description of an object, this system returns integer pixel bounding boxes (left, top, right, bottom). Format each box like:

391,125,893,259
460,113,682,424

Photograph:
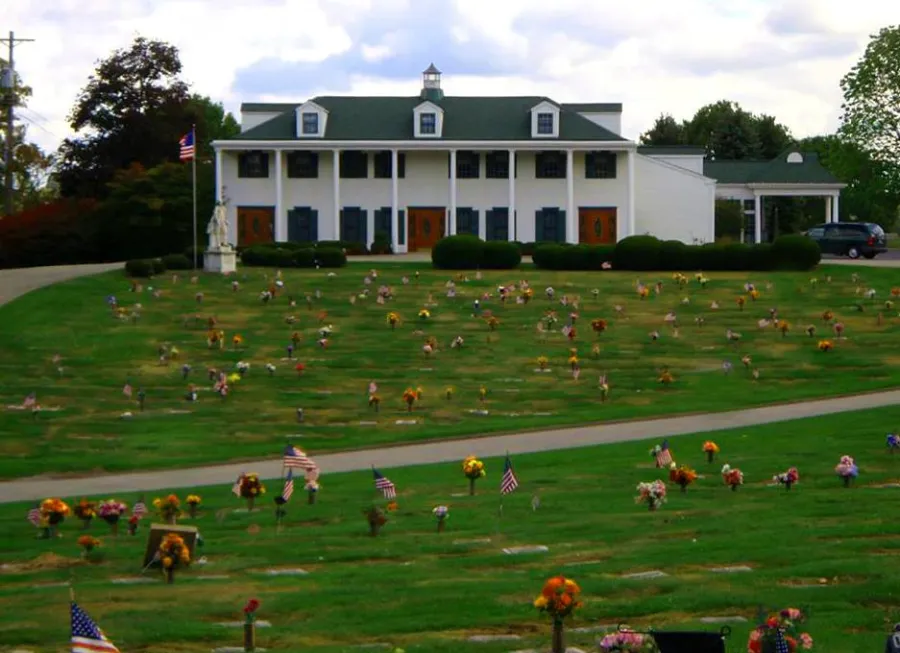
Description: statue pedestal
204,247,237,274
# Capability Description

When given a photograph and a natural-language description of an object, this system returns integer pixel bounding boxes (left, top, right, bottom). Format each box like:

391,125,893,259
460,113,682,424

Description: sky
4,0,895,154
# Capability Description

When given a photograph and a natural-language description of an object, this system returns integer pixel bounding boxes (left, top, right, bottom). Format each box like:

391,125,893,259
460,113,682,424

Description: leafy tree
55,37,191,199
639,114,686,146
839,25,900,196
187,94,240,156
714,199,744,240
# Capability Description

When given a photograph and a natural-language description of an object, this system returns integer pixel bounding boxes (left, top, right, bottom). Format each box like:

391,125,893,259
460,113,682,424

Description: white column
753,192,762,244
626,149,636,238
449,149,457,235
214,149,223,203
825,196,832,224
332,149,341,240
391,149,400,253
274,149,284,241
507,149,516,241
566,149,576,243
832,193,840,222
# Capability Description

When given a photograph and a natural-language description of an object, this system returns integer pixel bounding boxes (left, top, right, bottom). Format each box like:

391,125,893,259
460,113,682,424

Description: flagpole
191,124,198,270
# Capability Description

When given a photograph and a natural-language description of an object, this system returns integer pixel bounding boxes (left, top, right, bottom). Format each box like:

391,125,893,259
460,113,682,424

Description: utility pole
1,31,35,217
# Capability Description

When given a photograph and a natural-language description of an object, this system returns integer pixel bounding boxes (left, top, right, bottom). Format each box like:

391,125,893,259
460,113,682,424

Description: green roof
233,96,627,142
562,103,622,113
703,152,842,185
638,145,706,155
240,103,295,112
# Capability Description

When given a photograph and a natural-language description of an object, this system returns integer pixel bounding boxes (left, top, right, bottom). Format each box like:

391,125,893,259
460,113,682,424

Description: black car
805,222,887,259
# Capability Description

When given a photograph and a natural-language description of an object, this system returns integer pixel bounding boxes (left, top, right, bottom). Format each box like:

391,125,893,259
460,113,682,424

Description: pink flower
800,633,813,649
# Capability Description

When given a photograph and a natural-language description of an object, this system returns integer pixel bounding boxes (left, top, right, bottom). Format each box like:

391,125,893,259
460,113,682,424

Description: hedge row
533,235,821,271
240,243,347,268
431,236,523,270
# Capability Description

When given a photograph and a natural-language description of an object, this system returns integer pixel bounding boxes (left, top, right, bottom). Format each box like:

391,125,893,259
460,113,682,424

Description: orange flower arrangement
818,339,833,352
591,318,607,334
821,310,834,322
232,334,244,348
158,532,191,583
777,320,790,337
402,388,417,412
668,463,698,492
750,289,760,300
737,296,746,310
702,441,719,463
487,316,500,332
658,369,675,385
77,535,101,553
153,494,181,524
533,575,582,619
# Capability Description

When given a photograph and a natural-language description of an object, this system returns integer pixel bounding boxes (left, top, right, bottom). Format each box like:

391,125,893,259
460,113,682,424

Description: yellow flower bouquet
74,499,96,529
534,575,583,653
387,311,401,329
238,473,266,510
153,494,181,525
402,387,417,412
462,456,486,495
186,494,201,518
159,532,191,583
702,441,720,463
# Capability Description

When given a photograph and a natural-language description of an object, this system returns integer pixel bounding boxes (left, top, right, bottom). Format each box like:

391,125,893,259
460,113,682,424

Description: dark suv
805,222,887,259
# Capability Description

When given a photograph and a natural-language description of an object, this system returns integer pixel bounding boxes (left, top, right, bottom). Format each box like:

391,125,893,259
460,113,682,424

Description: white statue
207,203,229,250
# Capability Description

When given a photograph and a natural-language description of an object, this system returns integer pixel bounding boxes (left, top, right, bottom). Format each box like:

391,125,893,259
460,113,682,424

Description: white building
212,65,842,252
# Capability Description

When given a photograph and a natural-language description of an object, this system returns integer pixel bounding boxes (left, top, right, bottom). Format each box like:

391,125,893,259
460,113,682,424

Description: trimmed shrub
613,235,661,270
517,241,536,256
162,253,193,270
124,259,155,277
532,243,615,270
749,243,775,270
432,235,485,269
770,234,821,270
150,258,166,274
292,248,317,268
315,247,348,268
658,240,689,270
370,230,392,255
481,241,522,269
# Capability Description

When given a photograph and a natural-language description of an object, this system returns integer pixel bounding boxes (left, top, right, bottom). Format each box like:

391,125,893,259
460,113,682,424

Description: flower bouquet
774,467,799,491
40,498,70,537
186,495,201,518
668,463,698,493
153,494,181,525
598,629,660,652
387,311,400,330
77,535,102,561
158,532,191,584
74,499,96,530
97,500,127,535
721,464,744,491
462,455,486,495
635,480,667,511
127,514,139,536
747,607,813,653
591,318,607,335
702,441,719,463
888,433,900,454
238,473,266,511
533,575,582,653
243,598,261,651
835,455,858,487
433,505,449,532
364,505,387,536
402,387,417,412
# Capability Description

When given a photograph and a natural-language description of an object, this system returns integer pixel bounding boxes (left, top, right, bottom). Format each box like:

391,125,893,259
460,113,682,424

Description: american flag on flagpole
232,474,243,497
373,468,396,499
132,498,148,519
22,392,36,408
179,129,195,161
71,601,120,653
281,469,294,503
122,383,132,398
283,445,315,470
27,503,41,526
501,454,519,495
655,440,673,468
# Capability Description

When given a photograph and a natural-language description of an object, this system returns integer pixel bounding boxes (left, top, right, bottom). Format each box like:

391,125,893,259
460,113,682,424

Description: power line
1,30,36,217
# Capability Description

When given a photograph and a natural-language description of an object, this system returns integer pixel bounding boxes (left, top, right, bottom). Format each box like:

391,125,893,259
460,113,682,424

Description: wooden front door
408,208,445,251
578,208,617,244
237,206,275,246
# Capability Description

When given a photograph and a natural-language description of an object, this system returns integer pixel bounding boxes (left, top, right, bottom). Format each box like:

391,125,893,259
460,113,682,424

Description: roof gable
231,96,627,142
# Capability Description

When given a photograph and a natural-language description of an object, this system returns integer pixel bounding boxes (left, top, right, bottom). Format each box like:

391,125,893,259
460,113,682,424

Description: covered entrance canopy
705,150,846,243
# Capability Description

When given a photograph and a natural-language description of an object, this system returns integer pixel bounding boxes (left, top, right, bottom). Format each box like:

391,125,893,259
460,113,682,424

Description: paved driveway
0,262,123,307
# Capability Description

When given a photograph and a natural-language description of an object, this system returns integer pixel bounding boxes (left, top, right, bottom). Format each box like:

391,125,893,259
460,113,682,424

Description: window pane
537,113,554,134
302,113,318,134
420,113,436,134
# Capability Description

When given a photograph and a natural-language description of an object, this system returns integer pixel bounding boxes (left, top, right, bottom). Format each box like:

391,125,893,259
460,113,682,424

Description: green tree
714,199,744,240
187,94,240,157
639,114,686,146
839,25,900,196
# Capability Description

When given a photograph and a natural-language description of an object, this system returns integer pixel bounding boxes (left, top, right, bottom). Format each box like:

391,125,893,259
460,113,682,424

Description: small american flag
232,474,243,497
179,129,195,161
501,454,519,495
773,628,790,653
655,440,673,468
22,392,36,408
132,498,148,519
27,503,41,526
283,445,315,470
122,383,132,398
373,468,396,499
281,469,294,503
71,601,120,653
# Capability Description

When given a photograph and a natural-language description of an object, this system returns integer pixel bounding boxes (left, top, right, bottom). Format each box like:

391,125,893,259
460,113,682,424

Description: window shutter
398,153,406,179
339,209,346,241
398,210,406,245
535,210,544,242
360,209,369,244
310,210,319,241
558,210,567,243
485,210,493,240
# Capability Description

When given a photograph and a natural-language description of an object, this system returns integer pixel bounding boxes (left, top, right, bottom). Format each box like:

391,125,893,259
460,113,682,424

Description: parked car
805,222,887,259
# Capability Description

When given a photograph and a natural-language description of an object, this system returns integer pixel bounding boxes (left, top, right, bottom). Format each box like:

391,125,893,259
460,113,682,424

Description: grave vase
785,481,793,491
551,617,565,653
730,483,738,492
437,518,445,533
165,568,174,584
243,622,256,652
706,450,714,463
308,490,316,505
189,504,198,518
468,478,476,496
109,519,119,536
648,500,657,512
842,475,851,488
81,517,92,530
247,497,255,512
166,514,177,525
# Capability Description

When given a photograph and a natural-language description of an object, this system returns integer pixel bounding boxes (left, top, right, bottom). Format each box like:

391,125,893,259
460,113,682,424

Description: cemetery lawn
2,407,900,652
1,262,899,479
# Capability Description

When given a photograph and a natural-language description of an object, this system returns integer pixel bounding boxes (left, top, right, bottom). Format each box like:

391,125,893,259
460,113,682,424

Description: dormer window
537,113,554,135
420,113,436,135
301,113,319,135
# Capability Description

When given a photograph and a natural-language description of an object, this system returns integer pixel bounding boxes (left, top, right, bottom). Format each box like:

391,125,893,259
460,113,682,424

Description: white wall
219,149,634,246
240,112,281,133
634,155,715,244
715,184,754,201
643,154,705,175
576,112,622,136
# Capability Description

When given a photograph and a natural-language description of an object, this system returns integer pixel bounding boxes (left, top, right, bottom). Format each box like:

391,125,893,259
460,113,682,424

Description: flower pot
247,497,255,512
843,475,851,488
165,568,174,584
706,450,714,463
551,618,565,653
48,513,64,526
243,622,256,652
189,504,198,518
110,520,119,536
679,482,688,493
81,518,92,530
437,519,445,533
369,522,381,537
648,501,657,512
469,478,476,496
166,515,177,525
785,481,792,491
128,523,137,536
308,491,316,505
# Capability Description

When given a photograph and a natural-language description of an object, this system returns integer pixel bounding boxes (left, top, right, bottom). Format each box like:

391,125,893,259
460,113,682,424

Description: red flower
295,363,306,373
243,598,260,614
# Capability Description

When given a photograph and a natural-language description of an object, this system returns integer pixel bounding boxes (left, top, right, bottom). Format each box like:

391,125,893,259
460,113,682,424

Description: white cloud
4,0,896,154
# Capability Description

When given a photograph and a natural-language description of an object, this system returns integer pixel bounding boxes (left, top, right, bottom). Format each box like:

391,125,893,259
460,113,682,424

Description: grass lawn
2,407,899,652
0,262,899,479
